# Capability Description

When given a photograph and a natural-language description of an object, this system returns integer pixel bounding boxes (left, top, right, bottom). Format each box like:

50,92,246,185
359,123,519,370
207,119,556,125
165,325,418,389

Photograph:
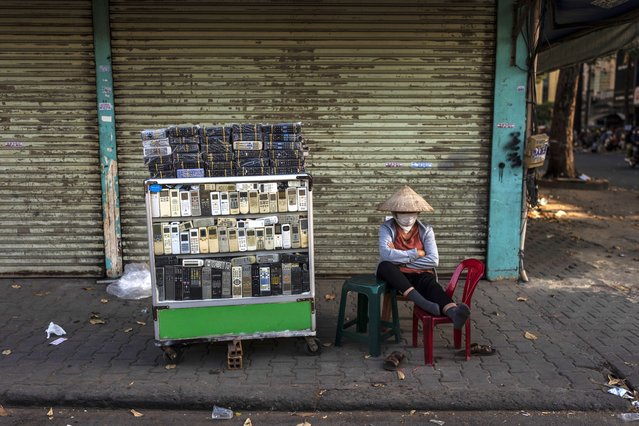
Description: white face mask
394,213,418,232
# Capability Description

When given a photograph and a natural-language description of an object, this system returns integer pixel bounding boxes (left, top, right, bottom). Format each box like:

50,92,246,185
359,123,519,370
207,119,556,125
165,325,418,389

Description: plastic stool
334,274,401,357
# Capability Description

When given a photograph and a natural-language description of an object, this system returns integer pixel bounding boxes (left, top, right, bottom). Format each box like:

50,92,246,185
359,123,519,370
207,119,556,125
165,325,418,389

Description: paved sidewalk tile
1,217,638,411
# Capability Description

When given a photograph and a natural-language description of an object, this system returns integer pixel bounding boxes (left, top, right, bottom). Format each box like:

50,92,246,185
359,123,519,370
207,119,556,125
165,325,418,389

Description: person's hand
387,242,395,249
417,249,426,257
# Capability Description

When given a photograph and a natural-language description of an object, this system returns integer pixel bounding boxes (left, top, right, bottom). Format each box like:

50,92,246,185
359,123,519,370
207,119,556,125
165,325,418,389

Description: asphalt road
0,406,629,425
573,150,638,190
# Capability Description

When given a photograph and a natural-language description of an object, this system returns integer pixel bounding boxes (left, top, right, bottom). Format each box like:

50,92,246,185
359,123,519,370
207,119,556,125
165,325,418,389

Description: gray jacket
378,218,439,270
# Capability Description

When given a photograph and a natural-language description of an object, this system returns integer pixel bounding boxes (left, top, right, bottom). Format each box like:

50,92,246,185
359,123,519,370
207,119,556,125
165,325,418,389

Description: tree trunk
543,64,580,178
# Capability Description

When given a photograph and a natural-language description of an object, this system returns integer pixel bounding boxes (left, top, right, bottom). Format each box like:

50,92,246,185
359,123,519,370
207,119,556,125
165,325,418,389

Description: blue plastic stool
334,274,401,357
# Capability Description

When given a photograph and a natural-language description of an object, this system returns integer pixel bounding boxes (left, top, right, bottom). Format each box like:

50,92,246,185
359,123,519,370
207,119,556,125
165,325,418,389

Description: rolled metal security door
0,0,103,276
110,0,495,274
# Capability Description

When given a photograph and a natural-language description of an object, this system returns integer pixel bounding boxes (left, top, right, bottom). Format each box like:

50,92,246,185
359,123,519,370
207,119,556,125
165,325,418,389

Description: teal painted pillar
486,0,528,280
93,0,122,277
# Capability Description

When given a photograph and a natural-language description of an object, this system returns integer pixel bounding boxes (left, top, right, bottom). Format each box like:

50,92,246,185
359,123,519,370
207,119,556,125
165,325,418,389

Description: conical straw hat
377,185,434,212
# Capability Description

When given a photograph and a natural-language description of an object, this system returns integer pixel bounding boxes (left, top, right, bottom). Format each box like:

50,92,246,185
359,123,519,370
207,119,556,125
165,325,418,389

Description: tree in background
543,64,580,178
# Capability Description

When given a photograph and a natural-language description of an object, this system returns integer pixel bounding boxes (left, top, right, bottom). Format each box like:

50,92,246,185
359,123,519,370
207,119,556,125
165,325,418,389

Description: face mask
394,213,418,231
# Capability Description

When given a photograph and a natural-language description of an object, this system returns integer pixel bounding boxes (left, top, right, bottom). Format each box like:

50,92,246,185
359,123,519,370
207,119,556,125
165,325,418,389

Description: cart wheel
304,337,322,356
161,345,185,364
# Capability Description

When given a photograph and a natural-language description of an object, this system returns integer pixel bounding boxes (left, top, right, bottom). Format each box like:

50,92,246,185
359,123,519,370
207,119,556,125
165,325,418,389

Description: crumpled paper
45,322,66,339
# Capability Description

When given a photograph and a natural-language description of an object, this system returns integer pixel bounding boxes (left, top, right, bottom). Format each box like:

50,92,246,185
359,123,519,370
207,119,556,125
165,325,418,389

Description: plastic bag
106,263,152,299
45,322,66,339
211,405,233,420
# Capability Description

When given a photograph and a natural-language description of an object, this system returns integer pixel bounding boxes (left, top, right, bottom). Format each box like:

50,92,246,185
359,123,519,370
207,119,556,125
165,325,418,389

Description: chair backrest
443,259,485,306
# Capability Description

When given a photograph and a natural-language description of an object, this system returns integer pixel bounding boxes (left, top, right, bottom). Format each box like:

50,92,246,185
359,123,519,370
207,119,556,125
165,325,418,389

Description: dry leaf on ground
410,410,416,415
372,383,385,388
318,389,327,396
607,374,625,386
89,319,106,325
165,364,176,370
100,299,109,304
2,350,11,356
0,405,10,417
130,409,144,417
293,412,316,417
243,418,252,426
296,422,312,426
324,293,336,301
524,331,538,340
136,321,146,326
46,407,53,417
11,284,21,289
364,354,371,359
397,369,406,380
516,297,528,302
34,291,50,297
124,328,133,333
82,287,94,291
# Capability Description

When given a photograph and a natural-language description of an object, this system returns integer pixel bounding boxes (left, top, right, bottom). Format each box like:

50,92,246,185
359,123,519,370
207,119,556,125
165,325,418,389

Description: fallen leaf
124,328,133,333
0,404,10,417
243,418,252,426
89,319,106,325
318,389,327,396
296,422,312,426
372,383,385,388
128,381,135,387
410,410,416,415
324,293,336,301
136,321,146,326
33,291,50,297
2,350,11,356
516,297,528,302
429,420,445,425
607,374,625,386
322,416,328,419
11,284,21,289
364,354,371,359
46,407,53,417
130,409,143,417
100,299,109,304
90,312,101,319
397,369,406,380
82,287,94,291
165,364,176,370
524,331,538,340
293,412,316,417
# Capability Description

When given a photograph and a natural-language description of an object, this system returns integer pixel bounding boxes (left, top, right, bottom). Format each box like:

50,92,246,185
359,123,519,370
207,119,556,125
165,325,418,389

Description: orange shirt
393,223,429,274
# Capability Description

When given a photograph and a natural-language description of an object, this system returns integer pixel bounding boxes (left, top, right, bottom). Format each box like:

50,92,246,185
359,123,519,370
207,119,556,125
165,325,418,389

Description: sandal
383,351,406,371
469,343,496,356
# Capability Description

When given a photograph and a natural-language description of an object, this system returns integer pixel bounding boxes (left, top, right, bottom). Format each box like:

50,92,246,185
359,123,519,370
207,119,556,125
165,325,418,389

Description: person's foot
446,303,470,329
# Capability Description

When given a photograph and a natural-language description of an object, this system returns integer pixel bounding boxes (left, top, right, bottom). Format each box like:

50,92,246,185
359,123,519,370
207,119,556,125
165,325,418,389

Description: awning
537,0,639,72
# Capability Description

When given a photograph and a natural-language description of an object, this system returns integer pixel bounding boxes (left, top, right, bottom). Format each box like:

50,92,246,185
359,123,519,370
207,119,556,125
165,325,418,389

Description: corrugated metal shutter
0,0,103,276
110,0,495,274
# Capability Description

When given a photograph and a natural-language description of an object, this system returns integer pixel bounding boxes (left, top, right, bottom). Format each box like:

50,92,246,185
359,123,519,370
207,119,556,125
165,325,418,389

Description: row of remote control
153,220,308,255
150,182,308,218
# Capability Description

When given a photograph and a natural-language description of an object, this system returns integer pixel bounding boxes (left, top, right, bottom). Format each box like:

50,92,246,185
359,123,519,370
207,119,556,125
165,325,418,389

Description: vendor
376,185,470,329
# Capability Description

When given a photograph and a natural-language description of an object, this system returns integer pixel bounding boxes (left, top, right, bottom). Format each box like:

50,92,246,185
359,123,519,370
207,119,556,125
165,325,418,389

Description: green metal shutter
0,0,103,276
110,0,495,274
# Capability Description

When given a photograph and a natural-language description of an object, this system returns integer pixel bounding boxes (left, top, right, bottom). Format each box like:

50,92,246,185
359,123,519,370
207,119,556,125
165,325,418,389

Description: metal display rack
144,174,318,364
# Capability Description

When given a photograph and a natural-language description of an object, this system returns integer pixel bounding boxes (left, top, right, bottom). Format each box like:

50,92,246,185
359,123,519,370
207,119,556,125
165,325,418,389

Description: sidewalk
1,217,637,412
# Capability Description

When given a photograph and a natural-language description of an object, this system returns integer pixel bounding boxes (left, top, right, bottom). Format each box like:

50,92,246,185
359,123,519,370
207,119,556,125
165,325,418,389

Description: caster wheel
304,337,322,356
161,345,185,364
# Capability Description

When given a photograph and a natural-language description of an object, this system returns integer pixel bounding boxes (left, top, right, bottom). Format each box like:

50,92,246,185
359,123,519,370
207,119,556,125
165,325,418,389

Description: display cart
144,174,318,365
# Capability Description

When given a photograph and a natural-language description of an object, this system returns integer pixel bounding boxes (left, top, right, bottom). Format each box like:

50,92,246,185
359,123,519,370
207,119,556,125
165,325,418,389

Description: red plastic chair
412,258,485,365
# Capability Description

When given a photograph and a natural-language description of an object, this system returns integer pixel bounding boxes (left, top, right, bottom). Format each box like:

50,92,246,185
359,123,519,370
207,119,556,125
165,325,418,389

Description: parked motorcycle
625,128,639,167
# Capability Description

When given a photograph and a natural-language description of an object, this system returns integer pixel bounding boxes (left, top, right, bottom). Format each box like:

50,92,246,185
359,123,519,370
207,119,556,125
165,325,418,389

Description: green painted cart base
155,299,315,342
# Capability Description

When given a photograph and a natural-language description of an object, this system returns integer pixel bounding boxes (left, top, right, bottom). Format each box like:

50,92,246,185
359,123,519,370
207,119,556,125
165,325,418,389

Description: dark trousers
376,261,453,311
